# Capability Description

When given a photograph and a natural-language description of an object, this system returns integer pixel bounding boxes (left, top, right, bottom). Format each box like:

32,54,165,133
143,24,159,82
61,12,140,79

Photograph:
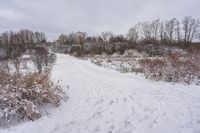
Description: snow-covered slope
1,54,200,133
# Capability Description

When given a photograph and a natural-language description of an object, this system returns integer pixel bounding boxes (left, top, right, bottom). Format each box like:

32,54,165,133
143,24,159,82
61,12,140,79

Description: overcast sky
0,0,199,40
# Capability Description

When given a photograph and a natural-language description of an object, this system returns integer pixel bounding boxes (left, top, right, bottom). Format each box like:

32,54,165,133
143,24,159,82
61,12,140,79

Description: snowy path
1,54,200,133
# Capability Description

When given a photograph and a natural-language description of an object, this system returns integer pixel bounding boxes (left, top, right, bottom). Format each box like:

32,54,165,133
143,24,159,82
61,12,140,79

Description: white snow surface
1,54,200,133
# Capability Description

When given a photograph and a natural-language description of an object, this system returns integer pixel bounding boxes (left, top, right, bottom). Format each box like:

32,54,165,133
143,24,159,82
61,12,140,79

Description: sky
0,0,199,40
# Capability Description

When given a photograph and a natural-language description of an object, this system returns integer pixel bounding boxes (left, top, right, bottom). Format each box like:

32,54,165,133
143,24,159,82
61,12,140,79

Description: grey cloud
0,0,199,40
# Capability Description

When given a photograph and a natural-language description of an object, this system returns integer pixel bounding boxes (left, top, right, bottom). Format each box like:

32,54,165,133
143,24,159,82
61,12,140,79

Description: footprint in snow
124,119,131,128
110,124,115,130
109,100,115,105
94,99,104,106
123,98,127,102
94,126,100,132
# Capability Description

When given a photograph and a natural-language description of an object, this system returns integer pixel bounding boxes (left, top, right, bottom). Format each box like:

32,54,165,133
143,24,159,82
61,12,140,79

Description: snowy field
1,54,200,133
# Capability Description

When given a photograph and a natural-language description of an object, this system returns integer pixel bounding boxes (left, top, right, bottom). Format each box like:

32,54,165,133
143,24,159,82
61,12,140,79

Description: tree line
0,29,46,47
0,16,200,57
56,16,200,55
0,29,46,59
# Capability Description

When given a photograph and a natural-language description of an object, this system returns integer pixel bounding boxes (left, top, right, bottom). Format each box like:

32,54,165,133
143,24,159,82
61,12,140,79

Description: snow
1,53,200,133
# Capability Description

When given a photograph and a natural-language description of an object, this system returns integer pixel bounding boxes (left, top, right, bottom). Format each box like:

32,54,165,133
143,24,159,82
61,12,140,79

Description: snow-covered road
1,54,200,133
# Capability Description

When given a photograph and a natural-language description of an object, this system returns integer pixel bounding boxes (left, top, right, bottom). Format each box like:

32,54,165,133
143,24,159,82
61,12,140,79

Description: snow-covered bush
139,53,200,84
87,50,144,73
31,46,56,73
139,58,165,80
87,50,199,85
0,70,67,127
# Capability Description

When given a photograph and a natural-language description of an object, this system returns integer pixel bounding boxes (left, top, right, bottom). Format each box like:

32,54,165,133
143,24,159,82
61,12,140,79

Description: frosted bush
139,53,200,85
0,71,67,127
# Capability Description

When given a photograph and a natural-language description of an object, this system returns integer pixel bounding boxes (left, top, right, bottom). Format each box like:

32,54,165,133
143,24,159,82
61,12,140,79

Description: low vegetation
88,49,200,85
139,52,200,85
0,70,66,127
0,31,67,127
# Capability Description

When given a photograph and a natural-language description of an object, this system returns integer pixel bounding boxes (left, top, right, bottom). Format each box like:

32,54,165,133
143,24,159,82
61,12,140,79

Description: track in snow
1,54,200,133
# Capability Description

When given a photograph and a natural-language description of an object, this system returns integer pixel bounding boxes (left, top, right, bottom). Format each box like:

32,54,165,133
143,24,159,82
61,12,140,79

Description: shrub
139,53,200,84
0,70,67,127
31,46,56,73
139,58,165,80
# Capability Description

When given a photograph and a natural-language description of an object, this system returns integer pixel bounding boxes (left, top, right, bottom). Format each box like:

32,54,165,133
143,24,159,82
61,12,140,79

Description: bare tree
32,46,48,73
182,16,200,45
57,34,69,45
20,29,35,44
140,22,153,43
175,19,181,43
75,31,86,44
1,32,9,45
75,31,86,56
102,31,114,43
165,18,176,44
196,29,200,42
159,21,165,43
35,32,46,43
151,19,160,41
127,25,139,43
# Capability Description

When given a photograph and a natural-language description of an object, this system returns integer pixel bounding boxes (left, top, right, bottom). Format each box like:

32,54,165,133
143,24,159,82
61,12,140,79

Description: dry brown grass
139,53,200,84
0,70,67,127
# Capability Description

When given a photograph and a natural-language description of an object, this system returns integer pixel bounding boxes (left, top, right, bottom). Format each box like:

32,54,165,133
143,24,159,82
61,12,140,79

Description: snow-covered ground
1,54,200,133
